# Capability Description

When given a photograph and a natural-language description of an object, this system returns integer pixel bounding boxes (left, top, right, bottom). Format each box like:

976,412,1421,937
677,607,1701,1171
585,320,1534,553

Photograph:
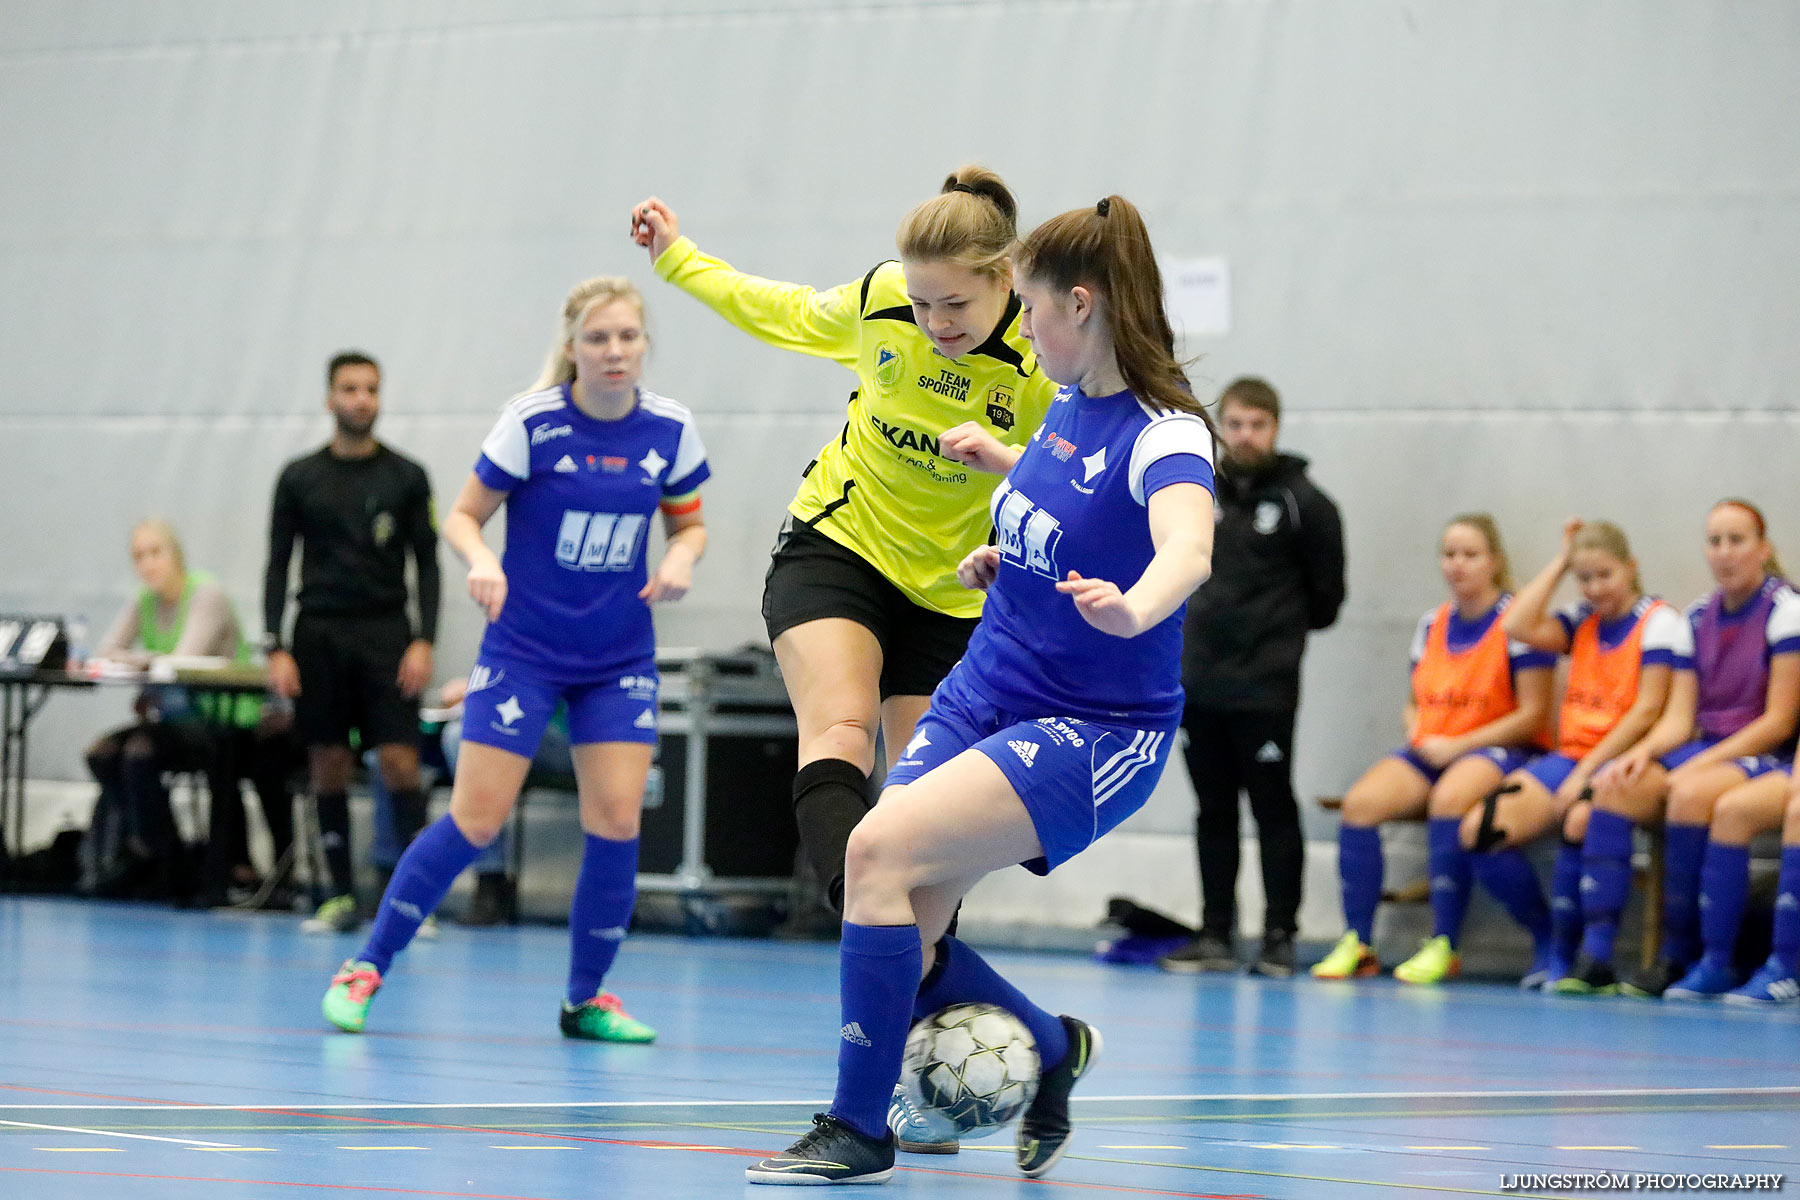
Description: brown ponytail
1012,195,1214,429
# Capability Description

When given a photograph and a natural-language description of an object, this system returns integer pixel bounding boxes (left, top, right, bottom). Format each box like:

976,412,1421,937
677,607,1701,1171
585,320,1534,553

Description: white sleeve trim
1767,586,1800,646
479,407,530,480
642,391,708,488
1127,413,1214,506
1409,610,1434,665
1642,604,1686,656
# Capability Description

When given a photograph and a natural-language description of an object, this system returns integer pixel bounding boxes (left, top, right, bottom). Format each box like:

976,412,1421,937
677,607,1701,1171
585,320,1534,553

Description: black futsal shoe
1016,1015,1103,1178
1620,957,1686,999
745,1112,895,1185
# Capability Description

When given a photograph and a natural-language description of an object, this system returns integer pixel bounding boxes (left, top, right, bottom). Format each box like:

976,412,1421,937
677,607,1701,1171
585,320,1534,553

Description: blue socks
1550,841,1584,962
832,922,922,1142
1662,822,1708,966
1770,848,1800,979
1427,818,1473,944
1471,848,1551,944
359,815,484,974
913,936,1069,1072
566,834,639,1005
1338,824,1383,943
1579,809,1635,964
1698,842,1752,969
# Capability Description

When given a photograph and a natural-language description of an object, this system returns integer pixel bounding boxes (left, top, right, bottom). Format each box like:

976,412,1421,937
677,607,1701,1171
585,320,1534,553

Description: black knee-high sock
791,758,871,913
315,790,353,898
390,787,429,848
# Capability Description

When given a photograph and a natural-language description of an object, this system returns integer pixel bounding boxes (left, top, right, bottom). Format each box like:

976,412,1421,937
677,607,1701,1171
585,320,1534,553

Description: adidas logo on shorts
840,1021,872,1047
1009,740,1039,768
633,709,656,729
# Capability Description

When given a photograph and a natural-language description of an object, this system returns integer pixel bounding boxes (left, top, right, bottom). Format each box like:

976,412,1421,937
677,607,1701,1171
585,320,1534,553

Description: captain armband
660,491,702,518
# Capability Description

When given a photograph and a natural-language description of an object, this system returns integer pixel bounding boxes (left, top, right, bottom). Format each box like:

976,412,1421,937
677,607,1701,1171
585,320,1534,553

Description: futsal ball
901,1003,1039,1138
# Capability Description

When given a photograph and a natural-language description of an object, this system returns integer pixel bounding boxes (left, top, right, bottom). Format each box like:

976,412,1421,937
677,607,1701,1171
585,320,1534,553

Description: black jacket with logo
1182,452,1345,712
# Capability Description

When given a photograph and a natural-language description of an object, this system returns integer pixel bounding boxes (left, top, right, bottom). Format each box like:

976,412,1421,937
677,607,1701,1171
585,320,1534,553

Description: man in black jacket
1161,377,1345,977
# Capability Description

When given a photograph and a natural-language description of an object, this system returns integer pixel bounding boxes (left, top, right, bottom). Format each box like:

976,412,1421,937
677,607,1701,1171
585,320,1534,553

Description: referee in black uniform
264,351,441,932
1161,377,1345,977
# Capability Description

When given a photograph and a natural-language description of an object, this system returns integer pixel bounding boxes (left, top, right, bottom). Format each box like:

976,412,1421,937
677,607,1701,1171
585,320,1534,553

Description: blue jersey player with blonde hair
746,196,1217,1186
321,276,710,1040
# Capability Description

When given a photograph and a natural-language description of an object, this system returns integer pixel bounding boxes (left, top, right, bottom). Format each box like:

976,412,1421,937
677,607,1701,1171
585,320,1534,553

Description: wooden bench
1315,796,1663,968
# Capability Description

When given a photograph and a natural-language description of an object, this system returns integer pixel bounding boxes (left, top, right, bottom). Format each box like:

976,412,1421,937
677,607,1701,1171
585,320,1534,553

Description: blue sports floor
1,897,1795,1198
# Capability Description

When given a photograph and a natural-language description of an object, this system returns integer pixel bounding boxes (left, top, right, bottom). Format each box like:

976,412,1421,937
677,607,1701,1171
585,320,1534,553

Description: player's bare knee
1665,775,1715,825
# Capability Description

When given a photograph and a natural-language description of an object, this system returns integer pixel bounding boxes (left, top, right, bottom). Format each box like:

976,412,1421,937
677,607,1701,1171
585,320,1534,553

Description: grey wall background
3,1,1798,863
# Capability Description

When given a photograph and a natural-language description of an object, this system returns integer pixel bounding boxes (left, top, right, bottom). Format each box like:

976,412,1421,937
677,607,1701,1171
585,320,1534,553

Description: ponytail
1012,195,1214,430
895,165,1018,280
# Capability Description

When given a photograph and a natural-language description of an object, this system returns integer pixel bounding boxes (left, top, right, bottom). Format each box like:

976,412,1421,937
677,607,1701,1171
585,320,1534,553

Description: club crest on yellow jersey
985,384,1016,431
874,343,905,393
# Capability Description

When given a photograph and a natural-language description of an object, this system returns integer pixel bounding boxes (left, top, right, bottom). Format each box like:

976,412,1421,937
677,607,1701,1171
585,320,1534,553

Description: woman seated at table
84,519,296,903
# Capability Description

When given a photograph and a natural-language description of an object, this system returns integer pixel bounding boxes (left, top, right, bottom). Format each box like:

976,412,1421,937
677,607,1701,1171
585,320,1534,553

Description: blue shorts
884,668,1176,875
1660,736,1788,779
459,652,659,756
1521,751,1582,795
1391,744,1534,787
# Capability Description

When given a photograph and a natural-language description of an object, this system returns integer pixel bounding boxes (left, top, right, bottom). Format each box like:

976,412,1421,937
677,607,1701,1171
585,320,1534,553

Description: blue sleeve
664,461,711,497
1511,648,1557,673
1142,452,1214,500
474,453,522,493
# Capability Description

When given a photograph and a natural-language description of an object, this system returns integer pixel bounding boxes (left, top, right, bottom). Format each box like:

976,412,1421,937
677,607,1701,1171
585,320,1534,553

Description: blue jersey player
747,197,1217,1186
322,276,709,1041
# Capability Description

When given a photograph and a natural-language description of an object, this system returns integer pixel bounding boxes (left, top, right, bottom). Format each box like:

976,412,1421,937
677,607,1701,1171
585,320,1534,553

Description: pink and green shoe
559,991,656,1043
322,960,382,1033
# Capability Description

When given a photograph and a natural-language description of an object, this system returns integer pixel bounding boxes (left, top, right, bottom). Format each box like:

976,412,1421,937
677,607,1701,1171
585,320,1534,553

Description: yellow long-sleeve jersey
656,236,1056,617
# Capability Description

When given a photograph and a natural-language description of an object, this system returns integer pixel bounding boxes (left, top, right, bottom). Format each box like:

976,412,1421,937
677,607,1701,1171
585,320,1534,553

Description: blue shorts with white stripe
883,667,1177,875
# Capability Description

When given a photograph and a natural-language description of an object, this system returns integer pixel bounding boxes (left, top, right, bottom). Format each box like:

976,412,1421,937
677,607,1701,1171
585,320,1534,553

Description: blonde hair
1711,498,1786,580
1445,512,1515,592
1571,520,1642,594
130,518,186,575
1012,195,1213,425
530,276,646,392
894,165,1019,280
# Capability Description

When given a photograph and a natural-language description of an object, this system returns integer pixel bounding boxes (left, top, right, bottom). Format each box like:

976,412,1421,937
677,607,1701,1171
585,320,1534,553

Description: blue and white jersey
472,384,709,674
957,385,1215,727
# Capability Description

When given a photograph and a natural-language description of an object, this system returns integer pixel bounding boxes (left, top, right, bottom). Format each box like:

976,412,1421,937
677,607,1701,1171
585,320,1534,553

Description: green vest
137,572,261,728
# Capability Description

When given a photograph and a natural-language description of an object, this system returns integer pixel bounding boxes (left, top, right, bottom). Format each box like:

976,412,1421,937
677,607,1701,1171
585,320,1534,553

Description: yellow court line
1708,1144,1787,1149
35,1148,125,1153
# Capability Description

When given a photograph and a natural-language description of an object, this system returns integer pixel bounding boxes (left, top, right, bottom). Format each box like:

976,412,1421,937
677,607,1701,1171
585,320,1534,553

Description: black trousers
203,723,300,891
1179,705,1304,936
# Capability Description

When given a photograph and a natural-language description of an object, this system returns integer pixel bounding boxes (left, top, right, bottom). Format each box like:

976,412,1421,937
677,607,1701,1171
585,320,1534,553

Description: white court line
0,1118,236,1148
0,1084,1795,1113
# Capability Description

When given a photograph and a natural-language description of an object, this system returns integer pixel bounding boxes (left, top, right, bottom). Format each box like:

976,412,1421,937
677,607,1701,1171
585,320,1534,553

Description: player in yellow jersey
630,169,1055,943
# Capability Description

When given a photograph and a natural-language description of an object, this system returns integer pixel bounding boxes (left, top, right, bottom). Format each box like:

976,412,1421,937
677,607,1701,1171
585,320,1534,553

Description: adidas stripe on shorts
883,666,1177,875
459,650,660,754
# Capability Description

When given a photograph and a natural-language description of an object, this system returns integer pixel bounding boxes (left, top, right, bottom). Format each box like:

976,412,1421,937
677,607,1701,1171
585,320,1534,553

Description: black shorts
762,520,979,700
290,611,419,749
